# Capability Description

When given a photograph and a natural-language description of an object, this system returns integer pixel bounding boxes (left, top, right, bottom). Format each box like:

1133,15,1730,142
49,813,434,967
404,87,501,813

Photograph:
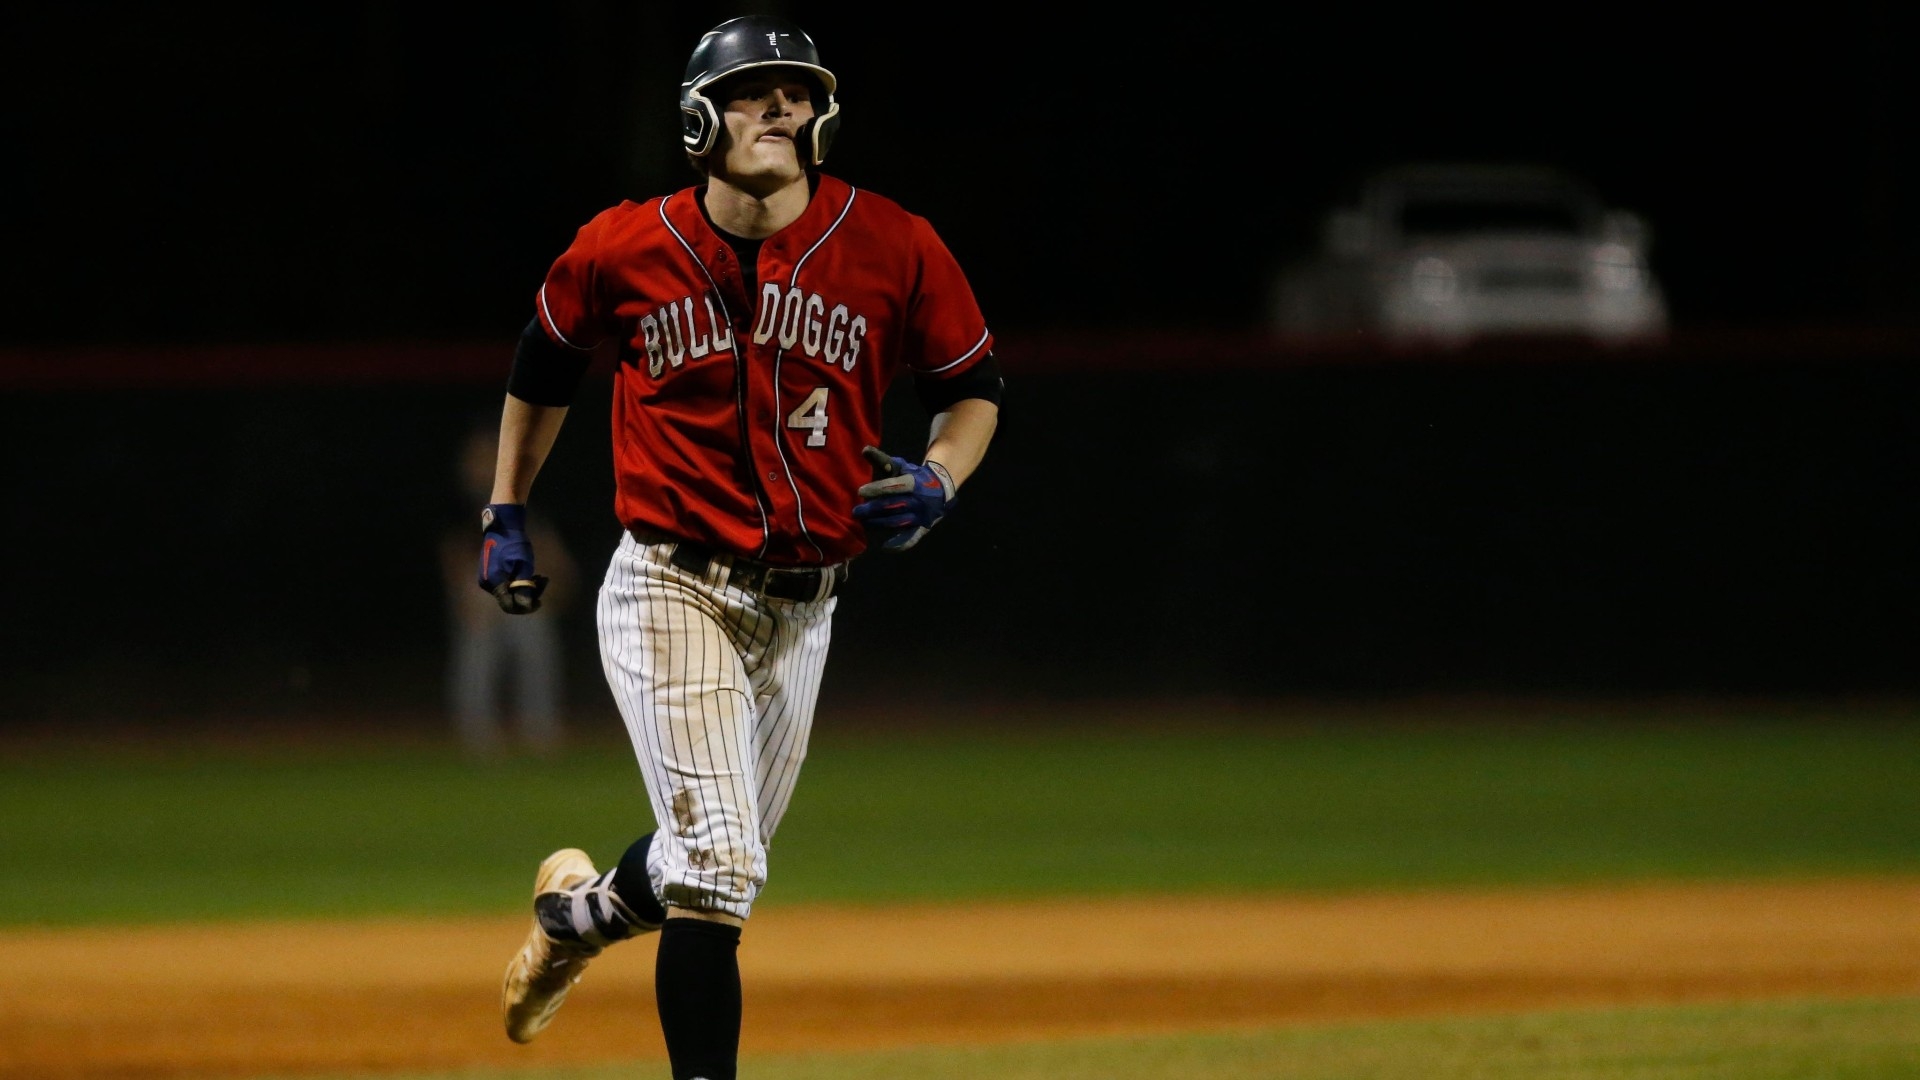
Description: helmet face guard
680,16,841,167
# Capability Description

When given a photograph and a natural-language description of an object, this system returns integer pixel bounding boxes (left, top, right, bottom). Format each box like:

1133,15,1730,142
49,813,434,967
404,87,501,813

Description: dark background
5,3,1916,724
8,4,1915,340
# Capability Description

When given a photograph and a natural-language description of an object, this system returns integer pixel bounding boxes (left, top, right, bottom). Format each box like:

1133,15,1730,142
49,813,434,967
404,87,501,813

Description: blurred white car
1271,162,1668,348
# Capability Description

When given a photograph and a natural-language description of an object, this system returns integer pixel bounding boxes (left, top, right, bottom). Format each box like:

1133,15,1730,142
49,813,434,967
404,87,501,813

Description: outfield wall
5,328,1916,721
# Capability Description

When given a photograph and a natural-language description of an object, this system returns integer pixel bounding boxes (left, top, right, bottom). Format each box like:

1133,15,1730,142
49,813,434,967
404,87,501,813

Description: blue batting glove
478,503,550,614
853,445,953,553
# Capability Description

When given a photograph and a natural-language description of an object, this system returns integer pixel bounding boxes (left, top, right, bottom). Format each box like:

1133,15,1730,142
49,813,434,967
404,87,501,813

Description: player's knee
658,837,764,917
665,903,745,928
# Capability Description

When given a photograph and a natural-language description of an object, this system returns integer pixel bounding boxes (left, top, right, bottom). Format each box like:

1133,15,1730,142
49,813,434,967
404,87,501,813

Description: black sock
655,916,743,1080
613,831,668,927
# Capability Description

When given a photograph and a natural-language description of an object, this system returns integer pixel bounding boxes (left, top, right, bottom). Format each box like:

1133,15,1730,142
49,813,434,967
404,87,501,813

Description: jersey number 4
787,386,830,447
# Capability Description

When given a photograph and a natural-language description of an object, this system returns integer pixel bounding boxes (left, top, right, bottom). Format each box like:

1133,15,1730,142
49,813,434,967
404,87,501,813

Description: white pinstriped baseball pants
596,532,837,921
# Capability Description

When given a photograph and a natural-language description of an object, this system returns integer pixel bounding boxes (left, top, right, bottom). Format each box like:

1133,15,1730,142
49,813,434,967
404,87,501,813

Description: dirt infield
5,877,1919,1079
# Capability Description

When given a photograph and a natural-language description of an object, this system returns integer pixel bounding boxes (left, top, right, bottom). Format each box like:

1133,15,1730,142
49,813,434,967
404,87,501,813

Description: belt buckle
764,564,826,602
715,558,841,602
761,564,802,601
729,558,767,594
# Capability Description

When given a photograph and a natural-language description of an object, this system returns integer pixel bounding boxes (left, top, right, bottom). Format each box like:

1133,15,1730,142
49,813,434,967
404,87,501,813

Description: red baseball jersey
535,173,993,567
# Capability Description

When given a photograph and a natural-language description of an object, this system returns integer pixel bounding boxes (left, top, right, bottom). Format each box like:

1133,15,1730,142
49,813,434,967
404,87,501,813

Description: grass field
4,702,1918,926
5,699,1919,1079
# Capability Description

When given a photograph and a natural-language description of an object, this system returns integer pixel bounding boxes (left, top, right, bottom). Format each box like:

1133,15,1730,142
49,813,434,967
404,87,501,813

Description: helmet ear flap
798,101,841,167
681,94,721,157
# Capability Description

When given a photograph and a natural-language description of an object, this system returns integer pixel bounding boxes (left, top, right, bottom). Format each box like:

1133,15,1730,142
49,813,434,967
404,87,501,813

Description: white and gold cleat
501,847,601,1043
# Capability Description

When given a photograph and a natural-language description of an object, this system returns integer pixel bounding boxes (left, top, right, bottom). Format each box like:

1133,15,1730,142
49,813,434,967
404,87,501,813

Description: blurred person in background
439,417,580,758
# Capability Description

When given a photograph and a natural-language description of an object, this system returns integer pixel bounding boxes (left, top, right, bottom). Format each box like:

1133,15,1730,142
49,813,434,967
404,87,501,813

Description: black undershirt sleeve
505,317,592,406
914,351,1004,414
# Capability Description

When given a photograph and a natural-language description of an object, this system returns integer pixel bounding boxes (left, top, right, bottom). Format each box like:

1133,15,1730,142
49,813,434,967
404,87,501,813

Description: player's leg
603,542,769,918
599,536,772,1080
450,619,504,758
631,590,836,1077
607,540,837,1080
643,584,836,1080
746,593,836,844
500,839,666,1043
650,903,744,1080
599,539,838,916
506,612,566,756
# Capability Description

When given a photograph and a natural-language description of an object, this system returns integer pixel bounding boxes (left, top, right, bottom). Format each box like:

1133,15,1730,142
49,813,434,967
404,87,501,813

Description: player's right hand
478,503,550,614
854,445,953,553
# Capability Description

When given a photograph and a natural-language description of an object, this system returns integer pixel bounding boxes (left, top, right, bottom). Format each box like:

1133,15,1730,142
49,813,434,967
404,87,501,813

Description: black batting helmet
680,15,841,166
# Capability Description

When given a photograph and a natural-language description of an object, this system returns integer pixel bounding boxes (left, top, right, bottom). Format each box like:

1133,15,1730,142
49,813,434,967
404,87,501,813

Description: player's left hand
854,445,953,553
479,503,551,614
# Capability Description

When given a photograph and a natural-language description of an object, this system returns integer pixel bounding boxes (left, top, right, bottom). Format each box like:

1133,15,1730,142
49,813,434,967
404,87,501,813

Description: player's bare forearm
922,398,998,490
490,395,570,504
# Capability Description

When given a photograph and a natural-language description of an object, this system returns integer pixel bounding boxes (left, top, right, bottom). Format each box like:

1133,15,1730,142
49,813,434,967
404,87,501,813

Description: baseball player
479,15,1002,1080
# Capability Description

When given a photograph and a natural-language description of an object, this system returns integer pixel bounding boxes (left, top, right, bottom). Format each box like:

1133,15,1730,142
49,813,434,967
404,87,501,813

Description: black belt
636,530,845,602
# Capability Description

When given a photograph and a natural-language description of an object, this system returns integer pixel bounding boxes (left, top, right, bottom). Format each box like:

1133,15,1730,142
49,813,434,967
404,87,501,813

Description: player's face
710,70,817,191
